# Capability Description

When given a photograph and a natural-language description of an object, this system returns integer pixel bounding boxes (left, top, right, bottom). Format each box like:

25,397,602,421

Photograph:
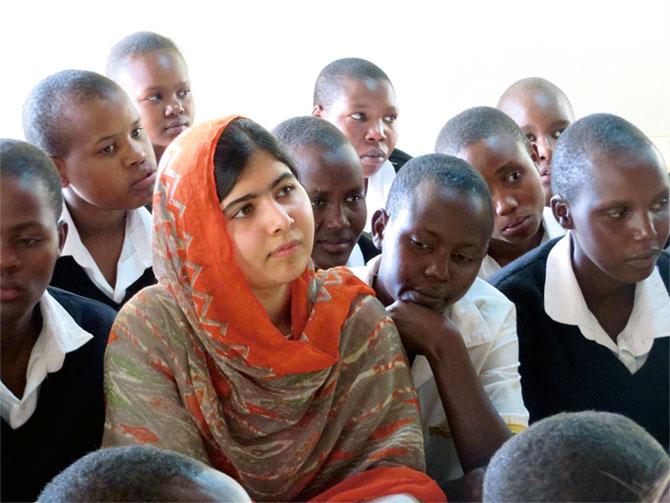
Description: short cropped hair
386,153,493,232
214,118,297,202
483,411,669,502
273,116,352,153
552,113,659,202
0,139,63,219
313,57,393,109
435,106,529,156
38,446,226,502
23,70,122,158
497,76,573,113
106,31,183,79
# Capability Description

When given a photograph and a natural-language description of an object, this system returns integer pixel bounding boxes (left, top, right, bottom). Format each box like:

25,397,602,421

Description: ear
528,142,540,166
550,195,573,230
312,105,323,118
57,221,68,253
371,209,389,251
51,157,70,188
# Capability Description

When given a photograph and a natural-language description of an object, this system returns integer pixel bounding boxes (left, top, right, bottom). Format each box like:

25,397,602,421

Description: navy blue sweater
1,288,116,502
492,239,669,449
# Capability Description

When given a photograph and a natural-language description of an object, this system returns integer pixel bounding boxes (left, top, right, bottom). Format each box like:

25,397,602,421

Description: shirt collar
0,290,93,428
478,209,566,280
545,232,670,364
60,205,153,303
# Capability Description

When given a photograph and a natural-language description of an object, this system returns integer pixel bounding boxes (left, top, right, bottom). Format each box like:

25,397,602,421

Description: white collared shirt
0,291,94,429
61,205,153,304
544,233,670,374
479,206,566,281
346,242,365,268
353,256,528,480
364,160,396,233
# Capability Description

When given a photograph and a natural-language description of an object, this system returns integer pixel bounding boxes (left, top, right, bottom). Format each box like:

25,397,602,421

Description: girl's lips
132,172,157,190
1,286,22,302
501,215,533,237
270,239,301,258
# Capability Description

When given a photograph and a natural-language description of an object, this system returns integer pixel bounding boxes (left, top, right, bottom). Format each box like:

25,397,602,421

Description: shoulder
491,238,560,294
47,286,117,336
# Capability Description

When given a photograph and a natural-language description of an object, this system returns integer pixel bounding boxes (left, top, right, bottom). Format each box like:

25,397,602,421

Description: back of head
313,57,392,109
22,69,122,158
273,115,352,153
498,76,573,111
106,31,183,79
38,445,250,502
0,138,63,219
483,411,670,502
435,106,528,156
552,113,659,202
386,153,493,231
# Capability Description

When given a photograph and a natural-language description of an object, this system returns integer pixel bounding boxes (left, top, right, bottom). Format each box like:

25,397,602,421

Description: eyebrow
94,119,142,145
222,172,295,213
495,161,523,175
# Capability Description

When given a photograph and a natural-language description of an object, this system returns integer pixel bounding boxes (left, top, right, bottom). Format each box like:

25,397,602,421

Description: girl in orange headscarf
103,116,444,502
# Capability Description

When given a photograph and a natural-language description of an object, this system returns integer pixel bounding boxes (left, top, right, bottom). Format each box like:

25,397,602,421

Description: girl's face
220,150,315,296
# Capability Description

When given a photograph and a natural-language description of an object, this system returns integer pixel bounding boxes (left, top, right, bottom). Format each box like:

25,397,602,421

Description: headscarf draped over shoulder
104,116,444,502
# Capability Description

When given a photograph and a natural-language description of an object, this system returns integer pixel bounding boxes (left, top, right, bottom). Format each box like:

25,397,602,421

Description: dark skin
372,185,511,498
552,146,670,341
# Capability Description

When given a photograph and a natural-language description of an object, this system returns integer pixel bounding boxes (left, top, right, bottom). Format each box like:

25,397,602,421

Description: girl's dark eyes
233,204,254,219
99,144,116,155
606,207,628,219
350,112,366,121
277,184,296,198
311,197,326,208
177,89,191,99
146,94,162,103
131,128,143,139
506,171,522,183
552,129,565,140
409,237,429,251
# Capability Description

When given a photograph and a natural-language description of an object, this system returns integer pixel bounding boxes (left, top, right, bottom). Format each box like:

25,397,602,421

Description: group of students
1,30,669,502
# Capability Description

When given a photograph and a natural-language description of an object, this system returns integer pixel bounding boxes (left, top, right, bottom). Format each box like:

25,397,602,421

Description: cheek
348,204,367,234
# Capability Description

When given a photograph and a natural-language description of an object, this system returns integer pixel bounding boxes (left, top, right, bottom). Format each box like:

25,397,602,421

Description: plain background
3,0,669,164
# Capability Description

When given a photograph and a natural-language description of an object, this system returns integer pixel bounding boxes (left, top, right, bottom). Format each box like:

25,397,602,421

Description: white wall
4,0,669,163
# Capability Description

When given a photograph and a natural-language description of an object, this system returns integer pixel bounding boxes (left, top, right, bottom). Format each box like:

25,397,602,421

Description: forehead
292,144,363,189
61,92,139,146
1,175,57,228
393,182,491,241
119,49,189,88
579,147,669,205
223,151,293,199
329,77,397,109
505,88,573,125
458,134,532,178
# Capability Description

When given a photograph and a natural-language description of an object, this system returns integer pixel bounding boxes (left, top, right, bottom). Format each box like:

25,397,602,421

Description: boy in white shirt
352,153,528,499
23,70,157,309
1,139,116,501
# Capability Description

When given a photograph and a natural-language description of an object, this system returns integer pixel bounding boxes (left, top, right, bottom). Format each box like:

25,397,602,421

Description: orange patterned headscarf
105,116,444,501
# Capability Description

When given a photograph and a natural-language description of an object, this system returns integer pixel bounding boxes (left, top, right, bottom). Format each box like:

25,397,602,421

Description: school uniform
491,234,670,449
353,256,529,482
1,287,115,502
50,205,156,310
478,206,565,280
364,160,396,233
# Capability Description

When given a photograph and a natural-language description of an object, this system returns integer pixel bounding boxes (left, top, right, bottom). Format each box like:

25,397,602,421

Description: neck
570,236,635,303
253,284,292,334
153,144,166,164
1,304,42,388
64,194,127,239
488,226,543,267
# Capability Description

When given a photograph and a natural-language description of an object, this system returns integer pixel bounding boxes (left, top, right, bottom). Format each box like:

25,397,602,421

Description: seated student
102,116,445,502
312,57,401,232
273,116,377,268
352,153,528,496
23,70,157,310
491,113,670,449
107,31,195,164
0,139,116,502
497,77,575,206
483,411,670,502
39,445,251,502
435,106,565,280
